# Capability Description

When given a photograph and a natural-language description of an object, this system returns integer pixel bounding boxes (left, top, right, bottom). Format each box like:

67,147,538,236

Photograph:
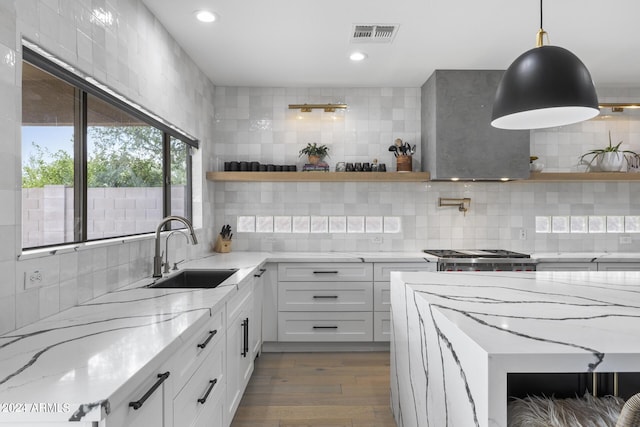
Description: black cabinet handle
253,268,266,278
129,372,170,410
313,295,338,299
197,379,218,404
312,270,339,274
241,318,249,357
197,330,218,349
313,326,338,329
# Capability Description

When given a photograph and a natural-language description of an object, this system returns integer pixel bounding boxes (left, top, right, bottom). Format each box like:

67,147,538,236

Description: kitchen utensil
388,146,398,157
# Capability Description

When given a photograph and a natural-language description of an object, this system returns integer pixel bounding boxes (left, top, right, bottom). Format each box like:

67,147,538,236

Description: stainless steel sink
148,269,238,289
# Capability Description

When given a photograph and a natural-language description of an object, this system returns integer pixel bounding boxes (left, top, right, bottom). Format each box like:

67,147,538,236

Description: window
21,46,196,250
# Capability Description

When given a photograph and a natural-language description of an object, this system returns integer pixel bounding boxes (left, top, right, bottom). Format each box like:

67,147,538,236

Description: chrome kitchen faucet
153,216,198,278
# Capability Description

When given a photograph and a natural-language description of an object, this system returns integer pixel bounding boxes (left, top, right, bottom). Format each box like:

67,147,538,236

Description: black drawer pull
197,330,218,349
312,270,339,274
254,268,267,277
313,295,338,299
313,326,338,329
129,372,170,410
241,318,249,357
197,379,218,404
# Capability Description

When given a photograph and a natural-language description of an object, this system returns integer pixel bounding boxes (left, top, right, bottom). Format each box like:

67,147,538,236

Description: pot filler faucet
153,215,198,278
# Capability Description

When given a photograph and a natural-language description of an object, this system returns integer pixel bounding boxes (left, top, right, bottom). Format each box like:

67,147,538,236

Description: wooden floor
230,352,397,427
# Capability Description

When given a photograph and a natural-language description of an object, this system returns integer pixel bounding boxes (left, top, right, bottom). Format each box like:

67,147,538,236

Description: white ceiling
141,0,640,88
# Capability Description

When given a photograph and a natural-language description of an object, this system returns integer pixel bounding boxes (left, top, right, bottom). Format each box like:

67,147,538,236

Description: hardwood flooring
230,352,397,427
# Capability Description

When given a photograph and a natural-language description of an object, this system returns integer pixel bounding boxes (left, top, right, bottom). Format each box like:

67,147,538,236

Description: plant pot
308,155,321,165
596,152,625,172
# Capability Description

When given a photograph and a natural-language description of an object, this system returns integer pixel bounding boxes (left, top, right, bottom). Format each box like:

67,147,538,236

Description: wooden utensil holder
214,235,232,253
396,155,412,172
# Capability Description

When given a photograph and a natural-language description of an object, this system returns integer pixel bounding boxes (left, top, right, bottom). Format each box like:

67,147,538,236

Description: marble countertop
532,252,640,263
1,250,637,423
397,270,640,370
0,251,433,423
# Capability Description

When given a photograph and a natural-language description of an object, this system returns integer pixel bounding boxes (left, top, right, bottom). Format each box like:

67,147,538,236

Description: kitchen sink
148,269,238,289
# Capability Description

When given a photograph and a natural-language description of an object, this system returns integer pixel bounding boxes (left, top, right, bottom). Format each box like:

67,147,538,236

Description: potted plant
579,131,639,172
299,143,330,165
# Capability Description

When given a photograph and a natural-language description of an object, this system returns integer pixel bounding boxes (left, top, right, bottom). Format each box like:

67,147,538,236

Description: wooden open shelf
206,171,431,182
527,172,640,182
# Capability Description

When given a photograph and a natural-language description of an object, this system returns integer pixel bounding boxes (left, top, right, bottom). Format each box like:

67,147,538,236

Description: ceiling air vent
351,24,399,43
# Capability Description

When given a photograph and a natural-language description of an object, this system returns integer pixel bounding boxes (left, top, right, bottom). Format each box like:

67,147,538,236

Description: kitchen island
390,270,640,427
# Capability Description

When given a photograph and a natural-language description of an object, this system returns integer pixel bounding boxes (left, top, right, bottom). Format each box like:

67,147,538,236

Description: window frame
22,46,197,250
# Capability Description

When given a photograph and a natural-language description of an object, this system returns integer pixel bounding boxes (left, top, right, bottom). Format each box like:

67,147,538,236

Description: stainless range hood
420,70,530,181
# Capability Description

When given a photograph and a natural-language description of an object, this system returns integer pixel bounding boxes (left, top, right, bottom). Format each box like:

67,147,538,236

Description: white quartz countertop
0,251,433,423
532,252,640,263
397,270,640,371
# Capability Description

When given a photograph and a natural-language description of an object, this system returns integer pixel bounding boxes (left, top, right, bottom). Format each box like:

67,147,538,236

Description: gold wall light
288,103,348,113
599,103,640,113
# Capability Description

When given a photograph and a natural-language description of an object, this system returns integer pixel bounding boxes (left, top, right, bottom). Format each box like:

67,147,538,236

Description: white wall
0,0,217,334
211,86,640,254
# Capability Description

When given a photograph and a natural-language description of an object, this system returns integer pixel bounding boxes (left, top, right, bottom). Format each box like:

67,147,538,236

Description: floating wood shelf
206,171,431,182
527,172,640,182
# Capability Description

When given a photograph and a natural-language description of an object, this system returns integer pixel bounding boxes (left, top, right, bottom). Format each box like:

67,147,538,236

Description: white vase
596,152,625,172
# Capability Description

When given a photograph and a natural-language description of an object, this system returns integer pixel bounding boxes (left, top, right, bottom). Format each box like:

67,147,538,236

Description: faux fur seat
508,393,624,427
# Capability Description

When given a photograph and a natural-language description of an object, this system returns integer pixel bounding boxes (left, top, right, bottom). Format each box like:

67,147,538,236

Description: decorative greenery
22,126,187,188
579,131,639,169
298,142,330,159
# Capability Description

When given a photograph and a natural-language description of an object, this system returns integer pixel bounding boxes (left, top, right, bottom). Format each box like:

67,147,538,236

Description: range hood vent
351,24,398,43
421,70,530,181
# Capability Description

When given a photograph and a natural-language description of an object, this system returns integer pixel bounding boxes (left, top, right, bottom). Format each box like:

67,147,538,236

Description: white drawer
374,311,391,342
373,282,390,312
227,278,252,323
278,312,373,342
373,262,435,281
278,282,373,312
278,263,373,282
171,309,224,393
173,342,225,427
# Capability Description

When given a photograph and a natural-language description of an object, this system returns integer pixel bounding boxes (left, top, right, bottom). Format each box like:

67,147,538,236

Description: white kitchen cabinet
260,263,278,342
372,262,435,341
172,340,225,427
278,262,373,282
251,266,265,358
278,311,373,341
278,281,373,312
225,277,254,425
277,263,374,343
536,262,598,271
597,262,640,271
101,367,170,427
102,305,227,427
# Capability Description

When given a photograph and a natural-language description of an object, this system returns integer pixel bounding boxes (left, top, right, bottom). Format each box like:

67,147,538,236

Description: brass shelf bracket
438,197,471,215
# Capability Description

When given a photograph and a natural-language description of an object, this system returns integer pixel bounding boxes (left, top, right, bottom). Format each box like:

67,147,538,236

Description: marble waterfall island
390,271,640,427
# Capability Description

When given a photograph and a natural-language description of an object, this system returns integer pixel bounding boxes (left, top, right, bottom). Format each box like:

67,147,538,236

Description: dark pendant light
491,0,599,130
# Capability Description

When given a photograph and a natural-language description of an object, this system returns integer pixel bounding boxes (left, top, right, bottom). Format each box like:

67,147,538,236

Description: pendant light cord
536,0,547,47
539,0,543,29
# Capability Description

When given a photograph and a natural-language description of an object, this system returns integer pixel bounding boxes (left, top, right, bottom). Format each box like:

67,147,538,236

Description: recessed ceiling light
349,52,367,61
195,10,217,23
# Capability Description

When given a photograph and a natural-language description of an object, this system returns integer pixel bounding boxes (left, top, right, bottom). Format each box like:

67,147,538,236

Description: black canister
229,161,239,171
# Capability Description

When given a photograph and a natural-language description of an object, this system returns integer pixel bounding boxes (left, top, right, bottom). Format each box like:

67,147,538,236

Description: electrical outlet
519,229,527,240
620,236,632,245
27,270,43,287
372,236,383,244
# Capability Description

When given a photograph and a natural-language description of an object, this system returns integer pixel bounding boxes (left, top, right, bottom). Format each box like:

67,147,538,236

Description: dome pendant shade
491,45,599,130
